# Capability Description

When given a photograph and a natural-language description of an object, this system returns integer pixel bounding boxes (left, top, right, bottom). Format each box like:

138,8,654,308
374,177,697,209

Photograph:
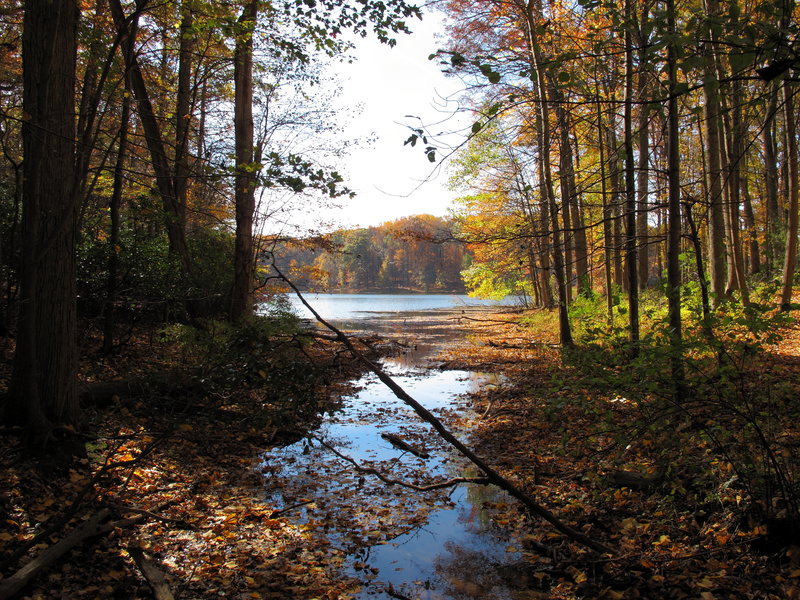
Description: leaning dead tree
273,265,614,555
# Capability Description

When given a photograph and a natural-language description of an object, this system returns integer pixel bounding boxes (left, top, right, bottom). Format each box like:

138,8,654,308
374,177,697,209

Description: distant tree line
274,215,471,293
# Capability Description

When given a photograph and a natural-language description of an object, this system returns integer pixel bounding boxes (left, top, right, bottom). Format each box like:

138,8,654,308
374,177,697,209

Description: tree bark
230,0,258,321
173,0,194,230
764,84,781,274
553,92,590,297
636,1,652,290
666,0,685,398
721,73,750,304
596,91,614,325
6,0,80,435
103,89,130,354
108,0,193,280
702,2,727,305
780,82,799,310
624,0,639,349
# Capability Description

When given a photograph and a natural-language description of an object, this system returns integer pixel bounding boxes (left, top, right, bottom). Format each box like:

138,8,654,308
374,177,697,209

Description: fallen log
0,509,112,600
277,267,615,555
380,432,430,459
0,505,161,600
127,545,176,600
315,435,489,491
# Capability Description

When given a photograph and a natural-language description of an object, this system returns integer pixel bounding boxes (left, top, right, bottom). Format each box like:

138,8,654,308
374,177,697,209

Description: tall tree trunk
103,87,131,354
608,126,625,289
636,1,652,290
666,0,685,397
624,0,639,349
596,92,614,325
523,0,572,346
740,153,760,275
702,0,728,305
174,0,194,231
109,0,193,280
721,75,750,304
764,84,781,274
780,82,799,310
6,0,79,436
553,92,590,297
230,0,258,321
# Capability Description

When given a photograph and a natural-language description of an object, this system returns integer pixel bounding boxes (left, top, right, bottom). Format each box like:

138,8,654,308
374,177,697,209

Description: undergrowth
556,285,800,539
159,301,330,431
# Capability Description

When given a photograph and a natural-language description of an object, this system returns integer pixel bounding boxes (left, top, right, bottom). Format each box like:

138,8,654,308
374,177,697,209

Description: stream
261,299,527,599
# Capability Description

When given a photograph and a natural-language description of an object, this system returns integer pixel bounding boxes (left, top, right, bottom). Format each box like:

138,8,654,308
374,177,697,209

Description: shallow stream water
260,303,526,599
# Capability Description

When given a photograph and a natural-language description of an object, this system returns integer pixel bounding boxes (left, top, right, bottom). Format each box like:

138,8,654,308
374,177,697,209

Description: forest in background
273,214,471,293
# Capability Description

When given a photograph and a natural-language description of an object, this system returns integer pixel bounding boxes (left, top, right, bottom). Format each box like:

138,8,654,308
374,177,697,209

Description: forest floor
432,305,800,599
1,303,800,599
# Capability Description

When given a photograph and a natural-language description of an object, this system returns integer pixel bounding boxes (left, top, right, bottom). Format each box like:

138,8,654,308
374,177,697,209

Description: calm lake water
260,296,524,599
283,293,514,321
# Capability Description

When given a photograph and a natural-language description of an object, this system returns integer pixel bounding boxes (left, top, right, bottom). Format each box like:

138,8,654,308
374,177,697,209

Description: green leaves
262,152,353,198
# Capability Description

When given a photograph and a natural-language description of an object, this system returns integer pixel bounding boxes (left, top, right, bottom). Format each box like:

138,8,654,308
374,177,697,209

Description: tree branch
272,262,614,555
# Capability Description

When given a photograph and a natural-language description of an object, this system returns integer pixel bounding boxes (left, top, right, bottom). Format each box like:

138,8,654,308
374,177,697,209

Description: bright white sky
315,9,471,230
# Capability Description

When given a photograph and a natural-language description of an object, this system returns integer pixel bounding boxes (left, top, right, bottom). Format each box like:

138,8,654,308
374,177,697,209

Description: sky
311,9,471,230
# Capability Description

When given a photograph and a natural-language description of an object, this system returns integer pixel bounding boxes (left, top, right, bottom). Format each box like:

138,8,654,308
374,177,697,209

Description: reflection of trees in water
432,542,549,600
433,542,509,599
461,478,506,532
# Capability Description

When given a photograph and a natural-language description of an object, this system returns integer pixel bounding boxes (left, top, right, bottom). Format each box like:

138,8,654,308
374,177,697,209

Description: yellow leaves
714,531,731,545
639,557,656,569
620,517,639,533
178,423,193,432
566,565,587,584
696,576,715,589
68,470,87,484
653,534,671,547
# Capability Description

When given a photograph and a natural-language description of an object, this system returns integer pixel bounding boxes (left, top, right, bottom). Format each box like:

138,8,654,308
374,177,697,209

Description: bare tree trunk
109,0,193,280
624,0,639,349
103,89,131,354
666,0,685,397
596,92,614,325
6,0,79,436
552,92,589,297
524,0,573,347
174,0,194,231
230,0,258,321
764,84,781,274
636,2,652,290
607,126,625,289
702,0,727,305
780,82,799,310
722,76,750,304
740,153,760,275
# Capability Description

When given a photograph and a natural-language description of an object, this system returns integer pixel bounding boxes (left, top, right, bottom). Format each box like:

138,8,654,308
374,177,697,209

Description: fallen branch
380,432,430,459
268,500,314,518
0,509,112,600
102,502,191,529
127,544,176,600
450,315,525,327
486,339,560,349
275,265,614,555
0,432,168,574
315,435,490,492
384,583,415,600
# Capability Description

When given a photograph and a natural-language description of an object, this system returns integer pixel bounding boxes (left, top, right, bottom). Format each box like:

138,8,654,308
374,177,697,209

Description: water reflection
261,310,524,599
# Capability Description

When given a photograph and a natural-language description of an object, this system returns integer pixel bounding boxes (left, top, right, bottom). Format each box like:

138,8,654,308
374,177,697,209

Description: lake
279,293,514,321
